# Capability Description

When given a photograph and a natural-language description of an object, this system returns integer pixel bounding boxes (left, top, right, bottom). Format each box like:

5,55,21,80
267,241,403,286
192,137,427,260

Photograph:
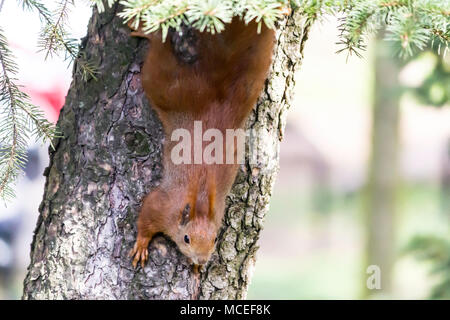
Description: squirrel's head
175,201,218,266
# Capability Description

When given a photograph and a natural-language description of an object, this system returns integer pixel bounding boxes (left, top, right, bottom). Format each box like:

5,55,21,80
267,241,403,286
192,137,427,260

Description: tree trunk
364,31,402,298
442,138,450,220
22,4,310,300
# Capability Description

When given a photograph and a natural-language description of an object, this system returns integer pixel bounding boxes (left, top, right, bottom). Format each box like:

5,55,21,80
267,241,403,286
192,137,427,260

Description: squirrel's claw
129,238,149,269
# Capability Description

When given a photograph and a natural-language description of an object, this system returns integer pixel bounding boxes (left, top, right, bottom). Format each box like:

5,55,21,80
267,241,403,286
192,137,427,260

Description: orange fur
129,19,275,268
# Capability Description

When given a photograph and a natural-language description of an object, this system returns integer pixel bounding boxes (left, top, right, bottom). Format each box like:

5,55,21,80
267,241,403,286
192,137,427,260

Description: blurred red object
9,41,68,123
25,85,66,123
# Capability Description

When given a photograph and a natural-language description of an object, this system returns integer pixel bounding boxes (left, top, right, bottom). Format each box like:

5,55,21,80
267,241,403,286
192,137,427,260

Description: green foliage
21,0,99,80
337,0,449,59
405,235,450,299
412,52,450,106
117,0,290,41
93,0,449,56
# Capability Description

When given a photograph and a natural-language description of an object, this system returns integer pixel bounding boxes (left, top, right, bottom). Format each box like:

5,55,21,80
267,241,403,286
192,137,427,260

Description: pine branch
0,27,58,202
19,0,53,23
21,0,99,80
114,0,293,41
95,0,448,58
337,0,449,58
90,0,117,13
0,28,29,201
42,0,74,59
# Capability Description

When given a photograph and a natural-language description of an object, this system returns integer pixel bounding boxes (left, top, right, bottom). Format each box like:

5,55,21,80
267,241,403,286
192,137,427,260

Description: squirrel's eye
184,235,190,244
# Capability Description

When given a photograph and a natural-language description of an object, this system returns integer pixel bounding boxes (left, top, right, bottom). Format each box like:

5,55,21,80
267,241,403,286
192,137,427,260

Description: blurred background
0,4,449,299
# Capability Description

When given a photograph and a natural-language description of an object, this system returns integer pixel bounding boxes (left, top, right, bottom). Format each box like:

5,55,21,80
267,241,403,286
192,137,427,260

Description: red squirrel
128,18,275,268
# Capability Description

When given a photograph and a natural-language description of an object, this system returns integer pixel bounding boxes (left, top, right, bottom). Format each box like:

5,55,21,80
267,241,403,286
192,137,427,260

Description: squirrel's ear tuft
180,204,191,226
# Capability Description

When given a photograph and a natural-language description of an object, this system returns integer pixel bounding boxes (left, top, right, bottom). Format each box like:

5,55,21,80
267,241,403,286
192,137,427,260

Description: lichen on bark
22,5,311,300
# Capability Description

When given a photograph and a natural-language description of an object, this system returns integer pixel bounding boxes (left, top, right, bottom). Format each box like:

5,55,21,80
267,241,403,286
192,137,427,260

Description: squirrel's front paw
129,236,150,269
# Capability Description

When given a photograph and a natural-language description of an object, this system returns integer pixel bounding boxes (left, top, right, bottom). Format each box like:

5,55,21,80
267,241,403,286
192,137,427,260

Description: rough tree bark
22,4,310,299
